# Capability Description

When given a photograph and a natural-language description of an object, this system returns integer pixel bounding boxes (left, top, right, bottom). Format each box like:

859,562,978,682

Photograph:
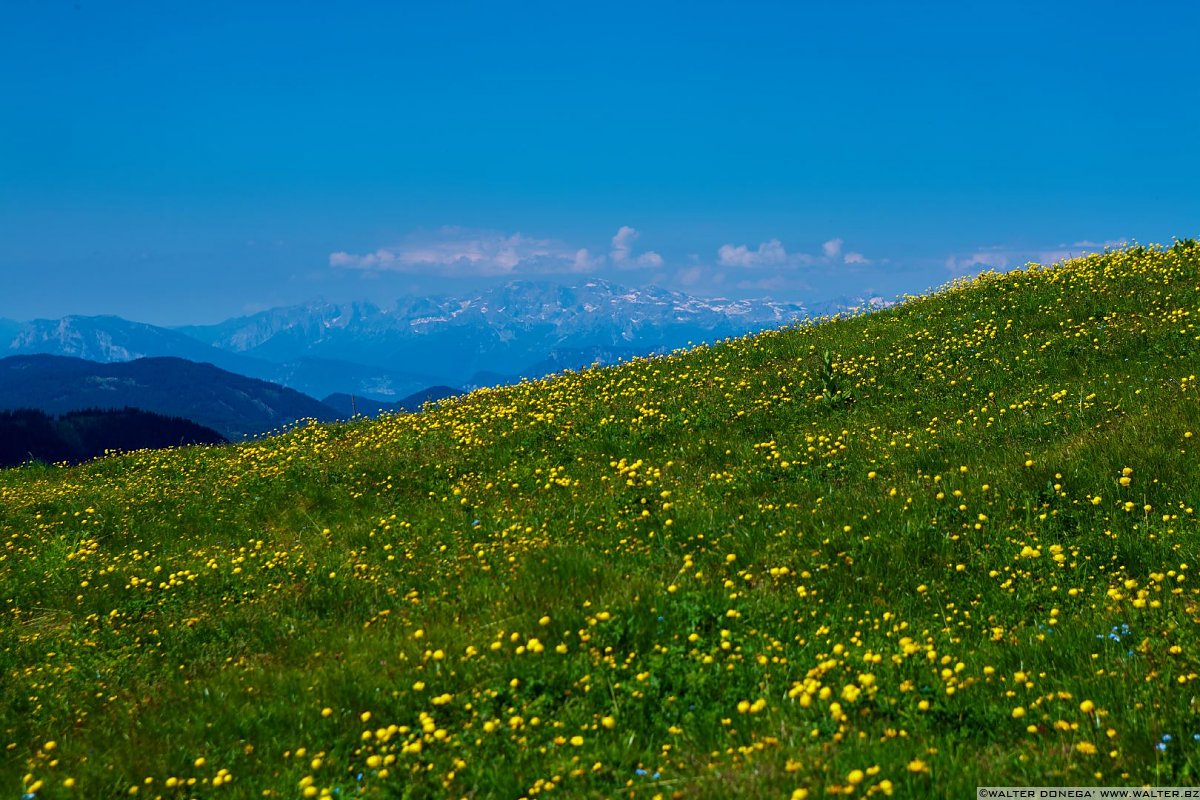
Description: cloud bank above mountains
328,228,593,276
329,226,880,300
715,237,870,269
329,226,670,277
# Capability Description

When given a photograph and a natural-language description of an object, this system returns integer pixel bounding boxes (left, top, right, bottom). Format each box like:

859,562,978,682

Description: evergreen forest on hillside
0,407,226,469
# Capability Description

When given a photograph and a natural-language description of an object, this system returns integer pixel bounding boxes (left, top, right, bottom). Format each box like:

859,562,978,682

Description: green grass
4,241,1200,798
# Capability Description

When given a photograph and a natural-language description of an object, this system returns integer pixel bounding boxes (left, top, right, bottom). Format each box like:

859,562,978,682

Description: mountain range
2,280,823,400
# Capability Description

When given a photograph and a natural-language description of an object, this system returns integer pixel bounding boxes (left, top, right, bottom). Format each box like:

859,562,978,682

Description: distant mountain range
3,315,437,402
2,279,824,400
0,355,338,439
175,280,810,387
8,314,265,372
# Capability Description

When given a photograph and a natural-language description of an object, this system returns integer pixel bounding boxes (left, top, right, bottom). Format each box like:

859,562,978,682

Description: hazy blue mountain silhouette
0,355,338,439
266,356,440,403
321,385,462,418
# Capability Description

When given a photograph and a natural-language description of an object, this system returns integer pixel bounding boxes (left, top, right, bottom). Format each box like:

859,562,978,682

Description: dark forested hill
0,407,226,468
0,355,339,438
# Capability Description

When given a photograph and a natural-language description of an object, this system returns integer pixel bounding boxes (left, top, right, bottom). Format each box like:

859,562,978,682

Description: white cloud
610,226,663,268
331,224,669,278
330,227,585,276
735,275,789,291
718,237,867,269
611,226,638,262
717,239,792,268
944,237,1134,275
572,248,602,273
675,266,705,286
330,250,366,268
1036,249,1075,265
944,251,1009,273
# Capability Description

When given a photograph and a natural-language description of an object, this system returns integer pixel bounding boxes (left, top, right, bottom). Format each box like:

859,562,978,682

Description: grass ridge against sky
4,241,1200,797
3,1,1199,323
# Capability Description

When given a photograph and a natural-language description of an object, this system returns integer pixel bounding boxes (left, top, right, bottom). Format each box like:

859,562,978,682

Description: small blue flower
653,772,661,780
635,768,649,777
1162,734,1173,743
1193,733,1200,741
1156,742,1168,752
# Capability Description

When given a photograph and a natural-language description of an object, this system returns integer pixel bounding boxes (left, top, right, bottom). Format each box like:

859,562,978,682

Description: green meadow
3,242,1200,798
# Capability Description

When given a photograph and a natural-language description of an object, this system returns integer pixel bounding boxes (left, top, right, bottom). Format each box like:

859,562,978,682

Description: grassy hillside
3,242,1200,798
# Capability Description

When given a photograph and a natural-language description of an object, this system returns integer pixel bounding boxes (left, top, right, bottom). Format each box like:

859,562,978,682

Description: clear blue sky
2,0,1198,324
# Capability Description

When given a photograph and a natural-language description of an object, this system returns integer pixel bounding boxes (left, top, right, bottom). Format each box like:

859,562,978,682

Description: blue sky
2,0,1198,325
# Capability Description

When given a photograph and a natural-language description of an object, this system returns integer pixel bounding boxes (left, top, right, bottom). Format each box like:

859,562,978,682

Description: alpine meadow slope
3,242,1200,798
